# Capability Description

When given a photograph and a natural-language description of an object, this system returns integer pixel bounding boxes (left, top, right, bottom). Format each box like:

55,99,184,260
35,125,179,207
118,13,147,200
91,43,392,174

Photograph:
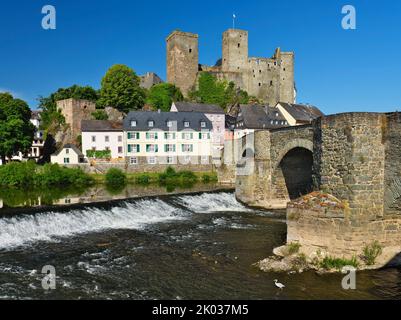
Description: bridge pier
287,113,401,263
235,112,401,266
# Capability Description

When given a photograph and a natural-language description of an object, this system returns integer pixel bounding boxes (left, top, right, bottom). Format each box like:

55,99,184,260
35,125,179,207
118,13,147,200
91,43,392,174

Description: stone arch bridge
236,124,315,209
235,112,401,263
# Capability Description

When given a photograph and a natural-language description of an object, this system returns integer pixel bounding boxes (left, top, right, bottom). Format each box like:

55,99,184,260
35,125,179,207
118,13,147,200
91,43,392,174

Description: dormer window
131,120,137,127
200,121,206,128
148,120,154,127
167,121,173,128
184,121,190,128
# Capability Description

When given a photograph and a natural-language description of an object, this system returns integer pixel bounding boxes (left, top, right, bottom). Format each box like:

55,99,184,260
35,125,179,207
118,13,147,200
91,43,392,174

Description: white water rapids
0,193,248,250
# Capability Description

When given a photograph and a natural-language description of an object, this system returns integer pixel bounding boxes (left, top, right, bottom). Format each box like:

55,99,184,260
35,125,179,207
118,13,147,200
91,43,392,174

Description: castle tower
222,29,249,73
166,31,199,97
56,98,96,142
278,51,295,104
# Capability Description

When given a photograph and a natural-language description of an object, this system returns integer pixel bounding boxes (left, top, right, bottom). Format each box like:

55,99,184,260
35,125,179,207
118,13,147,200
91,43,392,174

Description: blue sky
0,0,400,114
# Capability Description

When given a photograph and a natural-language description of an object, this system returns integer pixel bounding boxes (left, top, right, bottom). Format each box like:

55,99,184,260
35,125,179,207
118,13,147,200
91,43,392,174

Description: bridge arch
271,139,314,202
273,139,314,169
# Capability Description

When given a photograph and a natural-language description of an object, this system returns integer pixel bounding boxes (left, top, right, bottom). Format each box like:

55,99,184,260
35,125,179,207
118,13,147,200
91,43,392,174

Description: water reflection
0,182,227,210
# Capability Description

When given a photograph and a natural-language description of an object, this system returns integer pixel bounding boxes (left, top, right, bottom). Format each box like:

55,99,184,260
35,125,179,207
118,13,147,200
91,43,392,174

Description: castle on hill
166,29,296,107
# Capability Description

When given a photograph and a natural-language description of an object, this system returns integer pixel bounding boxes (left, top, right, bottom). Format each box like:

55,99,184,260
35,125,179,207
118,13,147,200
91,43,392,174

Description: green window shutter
164,145,167,152
199,132,202,139
208,133,211,139
146,133,150,139
181,144,184,152
173,133,176,139
182,133,185,139
190,133,193,139
155,145,159,153
173,145,176,152
190,145,193,152
155,133,158,140
128,132,132,139
136,133,140,139
164,133,168,139
137,145,140,153
128,145,132,153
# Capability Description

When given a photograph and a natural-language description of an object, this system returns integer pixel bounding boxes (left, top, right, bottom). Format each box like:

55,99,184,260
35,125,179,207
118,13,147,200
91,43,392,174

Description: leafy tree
189,72,250,110
98,64,145,113
0,93,35,164
146,83,183,111
38,85,99,131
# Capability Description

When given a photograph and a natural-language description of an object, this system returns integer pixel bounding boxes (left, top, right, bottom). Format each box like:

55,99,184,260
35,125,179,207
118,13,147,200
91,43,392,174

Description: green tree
0,93,35,163
189,72,249,110
98,64,145,113
38,85,99,132
146,83,183,111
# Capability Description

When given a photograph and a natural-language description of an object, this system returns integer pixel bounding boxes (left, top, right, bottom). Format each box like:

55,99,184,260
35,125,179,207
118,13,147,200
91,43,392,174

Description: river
0,190,401,300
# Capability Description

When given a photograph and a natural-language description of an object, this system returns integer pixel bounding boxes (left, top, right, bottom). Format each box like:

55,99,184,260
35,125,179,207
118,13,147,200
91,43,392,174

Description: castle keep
167,29,295,106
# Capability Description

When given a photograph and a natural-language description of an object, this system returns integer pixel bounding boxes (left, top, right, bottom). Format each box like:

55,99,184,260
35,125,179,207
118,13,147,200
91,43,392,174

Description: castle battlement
166,29,295,106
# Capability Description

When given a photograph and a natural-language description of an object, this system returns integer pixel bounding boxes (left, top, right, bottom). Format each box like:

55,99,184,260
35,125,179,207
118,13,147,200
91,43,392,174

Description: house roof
52,144,84,157
81,120,123,132
278,102,324,123
173,102,224,114
237,105,288,130
123,111,213,131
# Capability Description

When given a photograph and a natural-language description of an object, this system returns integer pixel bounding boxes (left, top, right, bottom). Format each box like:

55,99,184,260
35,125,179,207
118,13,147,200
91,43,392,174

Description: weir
236,112,401,265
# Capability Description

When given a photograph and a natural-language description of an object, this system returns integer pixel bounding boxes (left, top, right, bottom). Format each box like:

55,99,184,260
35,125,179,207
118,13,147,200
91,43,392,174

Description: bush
320,256,359,270
362,241,383,266
157,167,198,185
202,173,218,183
105,168,126,186
135,173,151,184
0,162,93,188
0,161,36,187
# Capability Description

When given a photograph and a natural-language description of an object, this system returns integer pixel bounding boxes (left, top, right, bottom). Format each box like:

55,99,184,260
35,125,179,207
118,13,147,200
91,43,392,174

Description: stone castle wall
167,29,295,105
384,112,401,215
57,98,96,142
286,112,401,265
313,113,386,219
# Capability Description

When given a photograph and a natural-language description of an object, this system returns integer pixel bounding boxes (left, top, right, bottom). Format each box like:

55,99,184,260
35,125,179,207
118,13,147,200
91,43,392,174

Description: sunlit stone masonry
236,112,401,266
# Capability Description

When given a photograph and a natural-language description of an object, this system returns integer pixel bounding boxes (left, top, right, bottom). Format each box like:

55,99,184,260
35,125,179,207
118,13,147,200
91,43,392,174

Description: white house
124,111,213,165
51,144,85,165
171,102,225,160
81,120,124,160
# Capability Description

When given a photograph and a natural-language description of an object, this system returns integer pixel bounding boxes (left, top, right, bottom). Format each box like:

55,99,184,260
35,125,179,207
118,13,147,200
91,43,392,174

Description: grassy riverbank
0,162,218,189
